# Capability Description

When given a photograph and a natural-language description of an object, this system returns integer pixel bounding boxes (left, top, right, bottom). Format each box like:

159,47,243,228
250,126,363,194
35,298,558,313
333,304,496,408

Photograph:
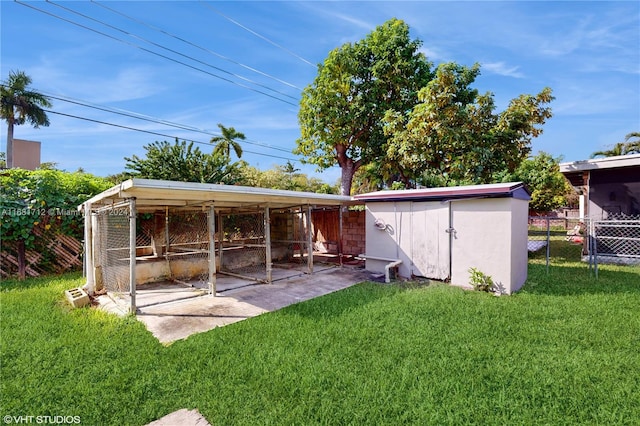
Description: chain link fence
592,214,640,263
219,211,268,282
528,214,640,274
271,209,310,266
96,207,131,294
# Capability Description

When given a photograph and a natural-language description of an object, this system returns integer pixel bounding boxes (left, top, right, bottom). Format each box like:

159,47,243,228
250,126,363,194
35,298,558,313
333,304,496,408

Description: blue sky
1,1,639,184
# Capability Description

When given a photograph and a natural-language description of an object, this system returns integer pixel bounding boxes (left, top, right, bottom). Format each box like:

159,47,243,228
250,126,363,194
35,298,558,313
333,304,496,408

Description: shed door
411,202,450,280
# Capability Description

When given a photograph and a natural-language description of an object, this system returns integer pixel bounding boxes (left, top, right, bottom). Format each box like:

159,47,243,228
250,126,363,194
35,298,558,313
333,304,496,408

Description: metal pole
264,206,272,283
129,197,137,314
83,202,95,295
208,204,216,296
338,206,343,266
164,206,170,255
593,220,599,279
218,212,224,273
307,205,314,274
546,216,550,273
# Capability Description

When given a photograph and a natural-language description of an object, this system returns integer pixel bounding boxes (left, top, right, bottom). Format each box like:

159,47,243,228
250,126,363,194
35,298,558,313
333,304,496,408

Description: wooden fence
0,223,83,279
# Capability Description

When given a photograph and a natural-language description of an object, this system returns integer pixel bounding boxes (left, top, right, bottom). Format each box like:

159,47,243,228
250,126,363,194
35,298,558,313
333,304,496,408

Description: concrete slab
98,265,372,344
146,408,210,426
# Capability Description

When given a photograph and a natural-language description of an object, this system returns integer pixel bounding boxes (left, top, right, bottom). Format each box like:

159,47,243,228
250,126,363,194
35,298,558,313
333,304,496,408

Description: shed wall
365,202,413,278
510,199,530,293
364,196,528,294
450,198,512,291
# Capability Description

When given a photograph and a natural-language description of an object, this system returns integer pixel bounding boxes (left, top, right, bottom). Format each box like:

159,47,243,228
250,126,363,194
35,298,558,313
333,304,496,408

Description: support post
165,206,170,254
545,216,550,273
307,205,313,274
265,206,272,283
218,212,224,271
129,198,137,314
208,204,216,296
338,206,344,266
83,202,95,295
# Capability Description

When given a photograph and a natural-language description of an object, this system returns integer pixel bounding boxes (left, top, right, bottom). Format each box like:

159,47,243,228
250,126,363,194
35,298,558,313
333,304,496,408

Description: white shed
354,182,531,294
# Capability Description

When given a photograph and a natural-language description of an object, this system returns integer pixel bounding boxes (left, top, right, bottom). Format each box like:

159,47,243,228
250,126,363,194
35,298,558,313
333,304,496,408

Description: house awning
560,154,640,187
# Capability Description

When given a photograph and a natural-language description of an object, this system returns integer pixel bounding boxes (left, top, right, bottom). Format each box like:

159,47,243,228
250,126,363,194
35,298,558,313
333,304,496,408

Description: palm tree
1,70,52,168
590,132,640,158
210,123,245,159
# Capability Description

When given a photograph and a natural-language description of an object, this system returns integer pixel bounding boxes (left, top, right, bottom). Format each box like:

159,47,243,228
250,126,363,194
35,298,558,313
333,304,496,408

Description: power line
15,0,298,107
43,109,299,162
199,1,317,68
90,0,304,91
35,91,294,154
2,79,297,156
45,0,298,102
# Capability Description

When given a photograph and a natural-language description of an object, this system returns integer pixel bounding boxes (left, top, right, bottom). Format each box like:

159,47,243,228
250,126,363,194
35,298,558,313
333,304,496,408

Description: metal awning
80,178,352,212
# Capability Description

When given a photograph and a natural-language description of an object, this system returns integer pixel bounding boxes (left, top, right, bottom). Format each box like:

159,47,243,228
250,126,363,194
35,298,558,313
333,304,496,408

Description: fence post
83,202,95,295
307,205,314,274
593,220,599,279
208,204,216,296
545,216,550,273
128,197,137,314
265,206,272,284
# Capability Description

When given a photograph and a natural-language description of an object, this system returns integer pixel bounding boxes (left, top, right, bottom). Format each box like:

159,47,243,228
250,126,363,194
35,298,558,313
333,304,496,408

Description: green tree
295,18,433,195
210,123,245,159
0,169,111,278
124,139,245,184
498,152,571,213
590,132,640,158
239,163,338,193
1,70,52,168
384,63,554,186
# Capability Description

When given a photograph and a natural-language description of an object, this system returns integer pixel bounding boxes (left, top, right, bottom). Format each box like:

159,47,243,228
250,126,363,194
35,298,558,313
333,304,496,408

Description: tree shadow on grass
521,262,640,296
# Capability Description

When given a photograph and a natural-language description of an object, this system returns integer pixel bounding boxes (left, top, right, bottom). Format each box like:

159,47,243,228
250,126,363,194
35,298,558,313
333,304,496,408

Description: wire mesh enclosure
219,211,268,282
96,206,131,294
82,179,353,315
271,208,311,267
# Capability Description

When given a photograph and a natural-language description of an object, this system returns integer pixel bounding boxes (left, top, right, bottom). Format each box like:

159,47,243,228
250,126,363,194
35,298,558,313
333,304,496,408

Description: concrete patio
97,263,373,344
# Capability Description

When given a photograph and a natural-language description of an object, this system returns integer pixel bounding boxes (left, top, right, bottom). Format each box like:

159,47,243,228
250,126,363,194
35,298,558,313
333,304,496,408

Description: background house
560,154,640,220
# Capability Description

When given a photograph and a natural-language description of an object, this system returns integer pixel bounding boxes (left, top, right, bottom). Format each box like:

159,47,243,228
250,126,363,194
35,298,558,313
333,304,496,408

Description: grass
2,260,639,425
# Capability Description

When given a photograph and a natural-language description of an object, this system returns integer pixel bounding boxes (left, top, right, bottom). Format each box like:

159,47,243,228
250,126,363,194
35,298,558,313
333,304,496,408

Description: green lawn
2,261,639,425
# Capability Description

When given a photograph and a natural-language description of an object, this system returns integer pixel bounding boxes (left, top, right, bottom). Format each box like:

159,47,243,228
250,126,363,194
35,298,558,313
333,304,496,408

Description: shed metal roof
353,182,530,202
81,178,352,212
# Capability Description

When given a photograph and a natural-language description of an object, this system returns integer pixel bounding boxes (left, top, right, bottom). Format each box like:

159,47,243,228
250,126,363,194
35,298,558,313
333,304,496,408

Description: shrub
468,267,495,292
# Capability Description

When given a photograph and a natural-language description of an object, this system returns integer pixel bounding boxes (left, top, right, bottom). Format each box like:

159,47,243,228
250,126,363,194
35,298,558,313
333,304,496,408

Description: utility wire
2,80,296,155
91,0,303,91
43,109,299,162
199,1,316,68
45,0,298,102
16,0,298,107
38,92,294,153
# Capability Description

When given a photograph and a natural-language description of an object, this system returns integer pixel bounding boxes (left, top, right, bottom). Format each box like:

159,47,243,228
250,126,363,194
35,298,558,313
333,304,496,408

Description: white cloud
482,62,525,79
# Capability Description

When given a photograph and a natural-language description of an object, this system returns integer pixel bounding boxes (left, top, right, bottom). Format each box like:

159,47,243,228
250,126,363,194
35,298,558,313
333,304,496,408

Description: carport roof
81,178,352,212
354,182,530,202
